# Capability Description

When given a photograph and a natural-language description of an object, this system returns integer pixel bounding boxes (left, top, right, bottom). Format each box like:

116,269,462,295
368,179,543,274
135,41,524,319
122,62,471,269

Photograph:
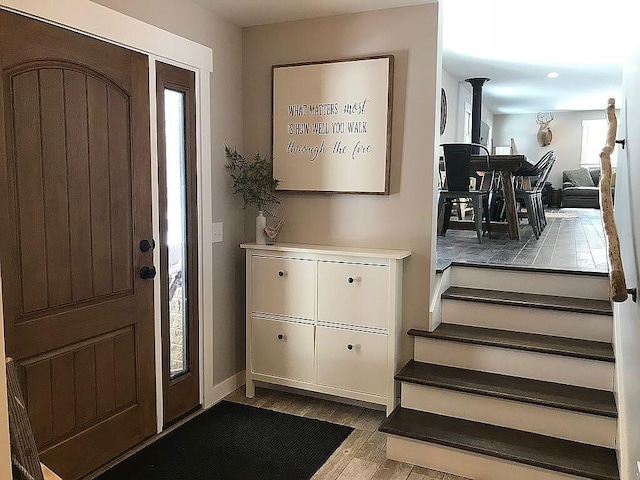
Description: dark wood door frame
156,61,200,427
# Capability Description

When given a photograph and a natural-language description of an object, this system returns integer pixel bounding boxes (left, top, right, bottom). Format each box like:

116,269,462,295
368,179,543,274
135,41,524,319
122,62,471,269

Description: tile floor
436,207,607,273
224,386,469,480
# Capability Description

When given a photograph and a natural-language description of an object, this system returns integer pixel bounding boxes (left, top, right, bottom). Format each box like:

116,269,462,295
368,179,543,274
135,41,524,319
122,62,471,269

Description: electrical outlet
212,222,223,243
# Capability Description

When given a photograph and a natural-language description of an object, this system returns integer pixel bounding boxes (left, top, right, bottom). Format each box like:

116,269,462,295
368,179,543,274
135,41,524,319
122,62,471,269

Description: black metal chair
519,152,556,237
490,151,556,238
438,143,491,243
511,151,556,238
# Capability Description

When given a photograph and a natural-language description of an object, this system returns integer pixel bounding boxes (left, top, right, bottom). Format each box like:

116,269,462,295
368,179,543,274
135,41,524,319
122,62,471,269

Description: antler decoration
536,112,554,147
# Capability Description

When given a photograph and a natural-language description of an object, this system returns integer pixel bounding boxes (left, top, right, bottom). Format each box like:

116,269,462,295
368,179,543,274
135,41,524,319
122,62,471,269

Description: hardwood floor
436,207,607,272
224,387,470,480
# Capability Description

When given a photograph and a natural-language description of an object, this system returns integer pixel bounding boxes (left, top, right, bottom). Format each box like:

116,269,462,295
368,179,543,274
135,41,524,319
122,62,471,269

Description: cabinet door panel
318,262,389,329
251,317,315,383
252,256,315,319
317,326,387,396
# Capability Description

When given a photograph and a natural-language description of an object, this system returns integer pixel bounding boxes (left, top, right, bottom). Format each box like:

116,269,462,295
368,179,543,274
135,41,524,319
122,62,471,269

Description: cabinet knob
348,277,354,284
277,334,284,340
278,271,285,277
347,344,353,350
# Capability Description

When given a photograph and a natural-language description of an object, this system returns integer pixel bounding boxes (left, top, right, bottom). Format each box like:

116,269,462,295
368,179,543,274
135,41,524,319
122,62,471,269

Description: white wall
243,4,442,365
440,69,460,143
613,33,640,480
458,81,495,143
440,71,494,145
493,110,610,187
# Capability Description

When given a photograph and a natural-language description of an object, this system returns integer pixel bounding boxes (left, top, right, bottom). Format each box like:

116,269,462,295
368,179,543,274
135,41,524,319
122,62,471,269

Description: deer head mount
536,112,554,147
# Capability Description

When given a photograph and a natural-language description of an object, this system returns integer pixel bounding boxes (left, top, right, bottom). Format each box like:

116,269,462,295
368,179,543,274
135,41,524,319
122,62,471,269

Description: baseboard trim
210,370,246,407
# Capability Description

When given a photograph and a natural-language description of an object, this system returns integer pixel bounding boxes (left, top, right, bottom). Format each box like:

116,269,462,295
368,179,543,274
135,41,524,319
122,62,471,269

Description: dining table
439,154,535,240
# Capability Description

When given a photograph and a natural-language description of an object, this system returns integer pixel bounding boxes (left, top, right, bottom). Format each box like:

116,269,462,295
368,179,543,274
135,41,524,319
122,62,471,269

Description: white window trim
463,101,472,143
581,118,617,168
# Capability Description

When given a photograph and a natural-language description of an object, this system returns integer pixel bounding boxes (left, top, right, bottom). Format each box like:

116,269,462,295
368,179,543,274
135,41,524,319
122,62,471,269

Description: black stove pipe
465,77,490,148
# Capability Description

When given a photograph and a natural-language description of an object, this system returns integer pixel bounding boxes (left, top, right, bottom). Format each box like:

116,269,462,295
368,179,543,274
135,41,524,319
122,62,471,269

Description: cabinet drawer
251,318,315,383
318,261,389,329
252,256,315,319
316,326,387,396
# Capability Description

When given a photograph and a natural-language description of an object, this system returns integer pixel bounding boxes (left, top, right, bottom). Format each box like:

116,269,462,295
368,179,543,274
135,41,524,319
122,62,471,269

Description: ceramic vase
256,210,267,244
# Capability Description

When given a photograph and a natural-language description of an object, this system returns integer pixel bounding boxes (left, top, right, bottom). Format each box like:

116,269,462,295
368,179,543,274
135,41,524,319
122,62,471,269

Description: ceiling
193,0,634,115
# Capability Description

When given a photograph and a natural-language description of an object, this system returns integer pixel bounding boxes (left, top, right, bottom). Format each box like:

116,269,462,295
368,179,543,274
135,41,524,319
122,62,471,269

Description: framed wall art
272,55,394,194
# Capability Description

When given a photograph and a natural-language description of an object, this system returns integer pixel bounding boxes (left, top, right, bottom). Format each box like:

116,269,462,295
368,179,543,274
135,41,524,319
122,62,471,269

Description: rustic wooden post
599,98,628,302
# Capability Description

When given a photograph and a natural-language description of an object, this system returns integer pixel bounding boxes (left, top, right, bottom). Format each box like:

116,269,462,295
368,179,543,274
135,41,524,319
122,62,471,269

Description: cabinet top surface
240,242,411,260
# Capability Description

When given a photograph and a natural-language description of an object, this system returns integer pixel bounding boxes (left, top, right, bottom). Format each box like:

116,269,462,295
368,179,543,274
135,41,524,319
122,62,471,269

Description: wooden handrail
600,98,627,302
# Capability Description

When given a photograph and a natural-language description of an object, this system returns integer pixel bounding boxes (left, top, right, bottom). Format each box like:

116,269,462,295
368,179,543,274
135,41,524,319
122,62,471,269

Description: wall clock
440,88,447,135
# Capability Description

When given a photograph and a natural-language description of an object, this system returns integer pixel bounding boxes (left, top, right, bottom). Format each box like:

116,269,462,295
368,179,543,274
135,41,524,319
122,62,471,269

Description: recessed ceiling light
547,72,560,78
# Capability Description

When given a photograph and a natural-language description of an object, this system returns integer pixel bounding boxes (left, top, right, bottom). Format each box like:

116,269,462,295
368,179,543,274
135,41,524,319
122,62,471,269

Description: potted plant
225,145,280,244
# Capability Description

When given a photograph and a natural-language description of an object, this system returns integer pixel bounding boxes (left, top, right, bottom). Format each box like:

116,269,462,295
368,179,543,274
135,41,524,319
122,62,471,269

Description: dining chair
490,151,554,220
490,150,555,238
532,152,556,232
515,152,556,238
438,171,474,220
438,143,491,243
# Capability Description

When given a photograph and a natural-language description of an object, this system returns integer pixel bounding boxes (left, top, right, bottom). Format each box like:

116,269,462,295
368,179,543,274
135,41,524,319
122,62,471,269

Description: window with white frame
581,119,617,167
463,102,472,143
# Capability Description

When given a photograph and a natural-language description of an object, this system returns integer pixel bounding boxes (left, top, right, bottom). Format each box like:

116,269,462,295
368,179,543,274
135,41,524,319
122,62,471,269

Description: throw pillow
564,168,596,187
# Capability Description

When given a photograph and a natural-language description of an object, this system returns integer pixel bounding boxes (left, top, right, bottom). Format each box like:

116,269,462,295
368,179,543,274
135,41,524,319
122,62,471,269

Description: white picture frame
272,55,394,194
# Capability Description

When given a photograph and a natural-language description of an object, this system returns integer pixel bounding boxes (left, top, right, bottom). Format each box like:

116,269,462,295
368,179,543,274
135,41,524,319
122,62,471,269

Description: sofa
561,167,614,209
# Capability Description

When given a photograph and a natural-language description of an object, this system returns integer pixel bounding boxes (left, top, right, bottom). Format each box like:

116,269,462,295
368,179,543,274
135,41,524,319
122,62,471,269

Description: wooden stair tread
439,261,610,277
408,325,614,362
379,407,619,480
397,360,617,418
442,286,612,315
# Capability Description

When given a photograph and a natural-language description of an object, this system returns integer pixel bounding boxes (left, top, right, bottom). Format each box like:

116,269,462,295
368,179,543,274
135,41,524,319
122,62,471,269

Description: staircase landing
436,207,607,273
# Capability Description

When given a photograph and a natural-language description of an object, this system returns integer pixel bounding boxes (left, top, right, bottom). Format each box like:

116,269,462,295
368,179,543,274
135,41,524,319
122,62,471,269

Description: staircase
379,264,619,480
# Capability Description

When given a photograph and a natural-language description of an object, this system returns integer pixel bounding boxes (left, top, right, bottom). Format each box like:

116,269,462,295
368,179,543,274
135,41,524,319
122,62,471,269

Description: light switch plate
212,222,223,243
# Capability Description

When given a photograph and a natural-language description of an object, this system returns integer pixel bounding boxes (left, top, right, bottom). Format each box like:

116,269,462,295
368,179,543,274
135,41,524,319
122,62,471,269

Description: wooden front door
0,11,156,479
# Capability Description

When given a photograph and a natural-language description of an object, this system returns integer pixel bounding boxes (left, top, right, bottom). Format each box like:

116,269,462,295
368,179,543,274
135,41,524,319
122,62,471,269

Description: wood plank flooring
437,208,607,272
224,387,470,480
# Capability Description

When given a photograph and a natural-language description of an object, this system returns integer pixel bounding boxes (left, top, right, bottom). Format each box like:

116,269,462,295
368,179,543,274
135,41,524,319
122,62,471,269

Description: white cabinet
251,317,315,383
242,243,410,413
316,326,387,396
252,256,315,319
317,261,390,330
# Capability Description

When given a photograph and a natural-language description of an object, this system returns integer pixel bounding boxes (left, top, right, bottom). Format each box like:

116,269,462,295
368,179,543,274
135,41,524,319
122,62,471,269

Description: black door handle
140,239,156,252
140,266,156,279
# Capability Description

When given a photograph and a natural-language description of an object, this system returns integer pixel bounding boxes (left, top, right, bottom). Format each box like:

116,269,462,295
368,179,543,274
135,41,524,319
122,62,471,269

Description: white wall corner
429,267,451,331
209,370,246,408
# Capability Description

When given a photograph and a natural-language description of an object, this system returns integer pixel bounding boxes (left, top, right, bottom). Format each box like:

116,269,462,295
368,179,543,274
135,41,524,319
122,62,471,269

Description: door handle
140,266,157,279
140,239,156,252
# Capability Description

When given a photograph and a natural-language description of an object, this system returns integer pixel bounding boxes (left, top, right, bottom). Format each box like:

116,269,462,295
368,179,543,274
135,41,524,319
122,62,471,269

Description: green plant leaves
225,145,280,211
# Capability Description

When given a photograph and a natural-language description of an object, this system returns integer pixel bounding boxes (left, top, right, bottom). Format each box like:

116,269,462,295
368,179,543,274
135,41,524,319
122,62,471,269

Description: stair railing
600,98,636,302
